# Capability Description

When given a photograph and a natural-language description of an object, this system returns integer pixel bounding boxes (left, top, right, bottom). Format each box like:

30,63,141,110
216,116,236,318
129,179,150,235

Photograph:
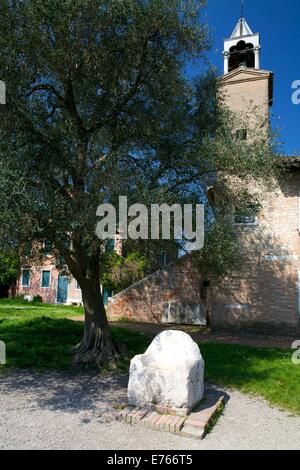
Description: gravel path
0,371,299,450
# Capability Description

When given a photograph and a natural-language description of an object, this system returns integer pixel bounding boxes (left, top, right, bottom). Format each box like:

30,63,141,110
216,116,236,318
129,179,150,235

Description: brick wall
107,172,300,337
218,69,272,126
107,257,203,323
210,172,300,336
108,69,300,336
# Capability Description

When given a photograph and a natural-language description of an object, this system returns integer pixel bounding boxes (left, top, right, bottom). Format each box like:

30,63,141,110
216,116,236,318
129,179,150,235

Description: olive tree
0,0,209,367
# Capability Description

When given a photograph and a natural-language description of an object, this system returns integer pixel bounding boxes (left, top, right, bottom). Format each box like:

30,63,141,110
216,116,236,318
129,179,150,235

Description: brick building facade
17,257,83,305
107,16,300,337
107,257,205,325
210,166,300,336
16,233,123,305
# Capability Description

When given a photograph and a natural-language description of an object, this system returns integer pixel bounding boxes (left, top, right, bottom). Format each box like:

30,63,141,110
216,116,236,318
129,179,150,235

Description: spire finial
239,1,245,36
241,0,245,18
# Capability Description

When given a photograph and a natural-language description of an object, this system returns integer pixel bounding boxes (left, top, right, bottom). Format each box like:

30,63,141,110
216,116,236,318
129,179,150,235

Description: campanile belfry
218,14,273,125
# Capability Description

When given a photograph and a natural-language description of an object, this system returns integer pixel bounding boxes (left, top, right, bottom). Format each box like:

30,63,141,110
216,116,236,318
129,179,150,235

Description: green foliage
202,342,300,416
0,0,211,288
192,222,239,278
122,238,179,273
101,251,150,292
0,0,209,243
204,399,225,436
0,0,281,291
0,251,19,286
0,300,83,369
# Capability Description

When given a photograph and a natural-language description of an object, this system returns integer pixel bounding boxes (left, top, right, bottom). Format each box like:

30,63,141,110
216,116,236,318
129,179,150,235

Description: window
41,270,50,288
21,269,30,287
235,215,257,225
236,129,247,141
106,239,115,253
235,214,257,225
75,281,80,290
160,251,167,267
200,281,210,303
234,204,259,225
43,240,53,256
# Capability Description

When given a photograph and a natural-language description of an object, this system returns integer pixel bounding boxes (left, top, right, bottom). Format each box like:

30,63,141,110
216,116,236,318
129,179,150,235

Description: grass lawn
0,299,299,415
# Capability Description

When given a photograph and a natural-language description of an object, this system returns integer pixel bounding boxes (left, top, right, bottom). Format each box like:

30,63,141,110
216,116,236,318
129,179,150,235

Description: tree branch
26,84,64,103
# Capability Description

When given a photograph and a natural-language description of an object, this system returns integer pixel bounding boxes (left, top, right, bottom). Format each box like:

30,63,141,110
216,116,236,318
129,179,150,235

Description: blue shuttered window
41,270,50,288
21,269,30,287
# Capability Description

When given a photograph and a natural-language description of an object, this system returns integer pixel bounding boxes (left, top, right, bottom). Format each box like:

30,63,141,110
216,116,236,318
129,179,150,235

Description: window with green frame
41,270,50,288
21,268,30,287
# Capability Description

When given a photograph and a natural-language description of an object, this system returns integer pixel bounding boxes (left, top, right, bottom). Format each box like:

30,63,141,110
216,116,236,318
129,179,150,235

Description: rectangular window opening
236,129,248,141
21,268,30,287
234,203,260,226
41,270,51,288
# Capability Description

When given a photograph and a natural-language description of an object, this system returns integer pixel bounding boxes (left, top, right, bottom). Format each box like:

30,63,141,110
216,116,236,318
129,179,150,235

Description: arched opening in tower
229,41,255,72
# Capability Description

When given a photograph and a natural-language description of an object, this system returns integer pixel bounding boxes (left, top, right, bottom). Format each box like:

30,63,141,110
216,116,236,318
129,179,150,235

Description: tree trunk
73,279,118,369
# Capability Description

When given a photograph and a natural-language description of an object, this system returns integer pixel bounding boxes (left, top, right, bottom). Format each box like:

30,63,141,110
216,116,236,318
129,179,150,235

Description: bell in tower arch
229,40,255,72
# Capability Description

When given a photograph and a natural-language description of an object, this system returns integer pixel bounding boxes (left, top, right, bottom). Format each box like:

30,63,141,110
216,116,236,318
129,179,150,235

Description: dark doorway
0,285,9,298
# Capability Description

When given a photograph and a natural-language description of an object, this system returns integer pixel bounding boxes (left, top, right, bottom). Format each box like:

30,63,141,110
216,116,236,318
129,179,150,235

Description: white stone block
128,330,205,411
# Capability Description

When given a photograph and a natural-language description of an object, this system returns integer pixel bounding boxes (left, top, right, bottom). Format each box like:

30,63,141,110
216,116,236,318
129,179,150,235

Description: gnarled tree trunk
73,278,118,369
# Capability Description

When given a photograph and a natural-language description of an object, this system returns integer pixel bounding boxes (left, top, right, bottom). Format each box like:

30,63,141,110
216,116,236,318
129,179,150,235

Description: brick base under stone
117,392,225,440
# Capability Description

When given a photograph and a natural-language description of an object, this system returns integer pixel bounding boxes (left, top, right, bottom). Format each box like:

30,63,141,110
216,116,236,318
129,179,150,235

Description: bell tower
223,17,260,74
218,13,273,125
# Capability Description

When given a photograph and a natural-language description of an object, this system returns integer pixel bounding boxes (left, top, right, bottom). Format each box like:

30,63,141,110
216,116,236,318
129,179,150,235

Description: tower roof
231,17,253,38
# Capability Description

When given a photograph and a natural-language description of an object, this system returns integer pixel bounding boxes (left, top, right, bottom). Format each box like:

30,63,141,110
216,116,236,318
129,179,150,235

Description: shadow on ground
0,369,128,423
0,368,229,425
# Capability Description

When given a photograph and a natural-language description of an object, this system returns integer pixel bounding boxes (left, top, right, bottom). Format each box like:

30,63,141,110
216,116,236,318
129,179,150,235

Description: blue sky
197,0,300,155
